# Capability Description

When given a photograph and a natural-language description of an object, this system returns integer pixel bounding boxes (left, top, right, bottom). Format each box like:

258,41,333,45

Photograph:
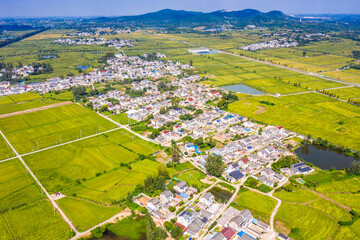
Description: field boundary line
144,31,360,88
0,130,80,235
21,127,122,157
0,101,72,119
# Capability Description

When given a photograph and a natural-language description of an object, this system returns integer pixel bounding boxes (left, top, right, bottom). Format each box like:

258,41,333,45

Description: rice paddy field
0,103,116,154
0,159,71,240
276,202,339,240
0,92,60,115
56,197,122,232
231,188,276,222
228,93,360,151
274,171,360,240
23,128,162,201
0,200,71,240
0,135,14,160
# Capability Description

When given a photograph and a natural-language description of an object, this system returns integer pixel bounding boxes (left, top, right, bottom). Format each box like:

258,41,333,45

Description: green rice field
0,103,116,154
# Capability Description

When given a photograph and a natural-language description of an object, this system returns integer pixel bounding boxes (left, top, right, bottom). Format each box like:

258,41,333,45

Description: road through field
0,101,72,119
144,31,360,88
0,130,79,236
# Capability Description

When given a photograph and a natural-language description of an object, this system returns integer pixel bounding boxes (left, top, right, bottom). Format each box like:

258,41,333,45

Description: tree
100,105,108,112
347,160,360,176
172,143,181,164
170,226,183,239
72,85,87,101
352,50,360,59
303,51,307,57
205,155,225,177
189,60,193,66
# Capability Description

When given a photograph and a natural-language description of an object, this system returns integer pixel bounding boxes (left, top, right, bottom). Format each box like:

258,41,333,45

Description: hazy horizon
0,0,359,18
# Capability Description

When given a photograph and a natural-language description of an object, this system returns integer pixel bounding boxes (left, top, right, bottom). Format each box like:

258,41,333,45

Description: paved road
21,127,122,157
0,130,79,236
145,31,360,89
96,112,161,145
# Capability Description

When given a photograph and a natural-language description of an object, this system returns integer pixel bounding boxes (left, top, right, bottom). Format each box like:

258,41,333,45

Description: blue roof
180,193,189,198
244,128,251,132
229,170,244,180
247,146,253,150
237,231,256,239
292,162,306,168
300,167,312,172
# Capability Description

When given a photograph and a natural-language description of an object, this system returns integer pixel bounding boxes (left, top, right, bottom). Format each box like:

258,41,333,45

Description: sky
0,0,359,18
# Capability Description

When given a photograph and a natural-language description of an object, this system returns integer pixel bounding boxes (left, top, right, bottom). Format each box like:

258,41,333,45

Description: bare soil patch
0,101,72,119
255,106,266,114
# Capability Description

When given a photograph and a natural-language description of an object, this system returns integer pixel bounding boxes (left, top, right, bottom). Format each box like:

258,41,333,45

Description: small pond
88,230,146,240
220,84,264,95
209,186,233,202
295,144,357,170
77,65,89,70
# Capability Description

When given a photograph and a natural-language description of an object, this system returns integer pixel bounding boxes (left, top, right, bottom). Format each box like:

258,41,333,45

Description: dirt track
0,101,72,119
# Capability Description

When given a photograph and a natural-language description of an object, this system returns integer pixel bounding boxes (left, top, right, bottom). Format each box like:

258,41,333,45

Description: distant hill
93,8,293,27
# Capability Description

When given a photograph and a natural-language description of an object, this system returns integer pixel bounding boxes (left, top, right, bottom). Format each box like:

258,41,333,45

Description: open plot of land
0,103,116,154
276,202,338,240
110,113,138,125
231,189,276,222
57,197,121,232
176,170,207,191
108,216,146,240
228,93,360,151
23,129,162,202
0,200,71,240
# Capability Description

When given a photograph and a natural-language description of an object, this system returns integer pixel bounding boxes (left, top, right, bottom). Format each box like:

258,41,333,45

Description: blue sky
0,0,359,17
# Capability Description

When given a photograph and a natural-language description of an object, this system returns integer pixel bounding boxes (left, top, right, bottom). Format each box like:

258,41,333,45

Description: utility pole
37,141,39,150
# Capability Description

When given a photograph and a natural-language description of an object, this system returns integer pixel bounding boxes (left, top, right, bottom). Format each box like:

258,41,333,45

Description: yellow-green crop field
0,103,116,154
0,160,71,240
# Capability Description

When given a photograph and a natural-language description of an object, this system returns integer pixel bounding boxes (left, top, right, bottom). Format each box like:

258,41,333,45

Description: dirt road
0,101,72,119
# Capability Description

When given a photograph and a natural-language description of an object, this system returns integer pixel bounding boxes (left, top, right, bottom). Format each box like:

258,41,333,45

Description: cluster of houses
211,207,270,240
53,37,134,49
241,38,299,51
135,180,225,238
280,162,314,177
68,27,131,36
0,65,36,80
186,126,293,183
0,54,191,96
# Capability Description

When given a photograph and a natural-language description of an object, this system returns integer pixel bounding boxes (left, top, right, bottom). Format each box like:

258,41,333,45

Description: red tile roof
221,227,236,240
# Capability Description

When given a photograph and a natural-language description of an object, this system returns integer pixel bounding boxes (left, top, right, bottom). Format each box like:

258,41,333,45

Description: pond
209,186,233,202
220,84,264,95
77,65,89,70
295,144,357,170
88,230,146,240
